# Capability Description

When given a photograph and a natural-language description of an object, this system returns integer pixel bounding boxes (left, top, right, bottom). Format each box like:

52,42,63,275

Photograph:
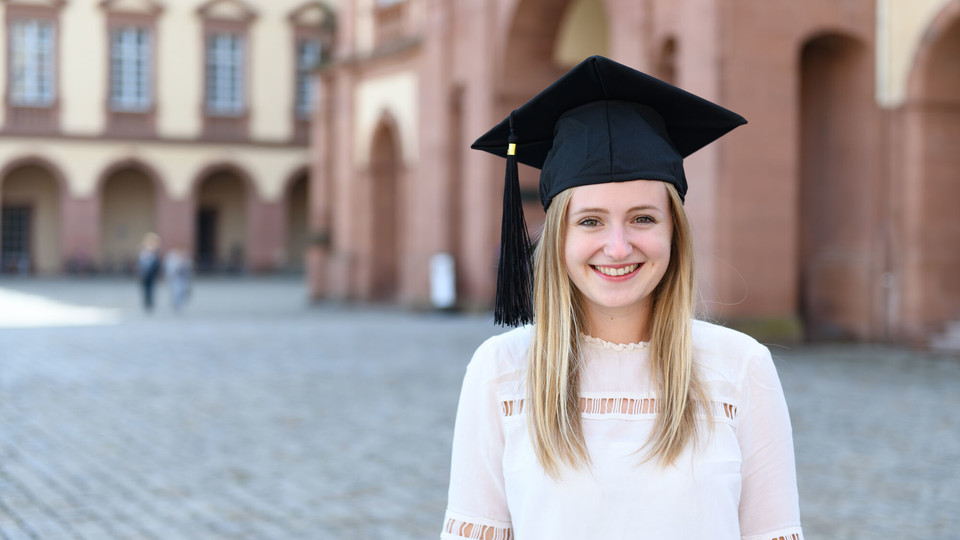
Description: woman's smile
591,263,642,278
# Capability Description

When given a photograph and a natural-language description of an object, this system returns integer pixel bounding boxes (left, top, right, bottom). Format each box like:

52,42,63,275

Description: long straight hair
527,182,706,478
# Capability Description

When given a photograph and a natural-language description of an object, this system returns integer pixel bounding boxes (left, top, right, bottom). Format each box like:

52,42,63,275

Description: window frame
373,0,410,49
103,6,161,138
9,18,56,107
290,26,321,145
109,25,152,112
288,2,335,145
293,35,320,120
198,2,256,142
2,2,64,135
204,30,246,117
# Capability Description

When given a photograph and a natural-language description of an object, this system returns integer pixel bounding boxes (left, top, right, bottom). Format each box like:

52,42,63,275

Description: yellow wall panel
877,0,952,107
354,70,419,168
60,1,107,134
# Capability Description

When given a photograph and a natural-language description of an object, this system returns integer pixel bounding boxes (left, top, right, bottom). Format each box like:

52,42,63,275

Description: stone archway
500,0,610,233
554,0,609,67
99,167,158,273
501,0,610,97
194,168,249,273
365,118,403,301
798,33,879,340
1,163,62,274
902,7,960,341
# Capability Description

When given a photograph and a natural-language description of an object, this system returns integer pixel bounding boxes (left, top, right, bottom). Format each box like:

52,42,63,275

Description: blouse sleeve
441,339,514,540
737,345,804,540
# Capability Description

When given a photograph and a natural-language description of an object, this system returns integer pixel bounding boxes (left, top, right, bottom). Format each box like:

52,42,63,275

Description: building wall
0,138,307,200
0,0,321,140
718,0,878,338
310,0,960,345
0,0,328,275
354,70,418,169
887,0,960,341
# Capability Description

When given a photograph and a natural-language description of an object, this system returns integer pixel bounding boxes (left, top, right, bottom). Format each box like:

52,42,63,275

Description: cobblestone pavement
1,277,958,539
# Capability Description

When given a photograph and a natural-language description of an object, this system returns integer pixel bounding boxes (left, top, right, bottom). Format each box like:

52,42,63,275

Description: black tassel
494,115,533,326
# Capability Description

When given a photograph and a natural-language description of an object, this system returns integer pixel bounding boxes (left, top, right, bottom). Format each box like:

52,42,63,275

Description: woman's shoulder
466,324,533,377
692,319,763,351
691,319,771,376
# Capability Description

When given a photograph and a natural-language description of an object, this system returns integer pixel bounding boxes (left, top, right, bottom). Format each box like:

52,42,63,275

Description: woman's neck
582,300,652,344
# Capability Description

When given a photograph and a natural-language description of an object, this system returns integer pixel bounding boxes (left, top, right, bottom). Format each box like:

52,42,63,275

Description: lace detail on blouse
501,396,737,421
581,334,649,351
442,515,513,540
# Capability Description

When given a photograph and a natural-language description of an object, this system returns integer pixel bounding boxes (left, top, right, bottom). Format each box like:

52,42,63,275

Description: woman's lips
591,263,641,278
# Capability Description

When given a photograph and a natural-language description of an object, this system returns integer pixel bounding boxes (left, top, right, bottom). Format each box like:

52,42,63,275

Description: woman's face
563,180,673,320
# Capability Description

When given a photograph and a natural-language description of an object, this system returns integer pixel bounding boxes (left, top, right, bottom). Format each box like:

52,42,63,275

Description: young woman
442,57,803,540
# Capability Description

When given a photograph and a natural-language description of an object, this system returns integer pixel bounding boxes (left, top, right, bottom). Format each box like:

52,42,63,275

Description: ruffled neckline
581,334,649,352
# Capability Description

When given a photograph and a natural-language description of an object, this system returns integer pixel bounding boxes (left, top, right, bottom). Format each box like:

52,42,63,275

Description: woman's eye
578,218,600,227
634,215,656,224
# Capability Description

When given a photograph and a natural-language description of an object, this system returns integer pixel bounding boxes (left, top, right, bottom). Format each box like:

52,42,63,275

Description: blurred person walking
137,232,162,312
164,248,193,312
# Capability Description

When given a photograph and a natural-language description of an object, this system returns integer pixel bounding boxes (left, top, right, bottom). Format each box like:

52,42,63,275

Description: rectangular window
206,33,244,116
110,26,151,111
295,39,321,118
10,19,55,107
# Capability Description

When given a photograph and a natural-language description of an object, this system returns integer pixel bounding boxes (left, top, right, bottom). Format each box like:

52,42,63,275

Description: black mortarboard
473,55,746,327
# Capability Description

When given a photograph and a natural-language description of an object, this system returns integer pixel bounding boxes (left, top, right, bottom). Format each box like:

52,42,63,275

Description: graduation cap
472,55,746,327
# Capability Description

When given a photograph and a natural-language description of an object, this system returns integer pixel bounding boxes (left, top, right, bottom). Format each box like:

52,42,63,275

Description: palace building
0,0,334,275
308,0,960,346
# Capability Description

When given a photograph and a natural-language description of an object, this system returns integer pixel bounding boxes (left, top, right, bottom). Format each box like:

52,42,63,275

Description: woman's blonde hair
527,182,707,478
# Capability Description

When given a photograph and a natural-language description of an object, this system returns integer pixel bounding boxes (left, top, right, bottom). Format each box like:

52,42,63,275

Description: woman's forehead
567,180,670,212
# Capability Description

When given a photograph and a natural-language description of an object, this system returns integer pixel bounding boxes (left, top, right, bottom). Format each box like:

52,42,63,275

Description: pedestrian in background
136,232,162,313
443,57,803,539
164,248,193,312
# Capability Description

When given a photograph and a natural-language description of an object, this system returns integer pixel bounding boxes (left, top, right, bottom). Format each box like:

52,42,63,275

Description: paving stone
0,277,958,539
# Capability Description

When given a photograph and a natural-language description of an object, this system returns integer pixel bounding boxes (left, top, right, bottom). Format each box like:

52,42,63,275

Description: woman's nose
603,226,632,260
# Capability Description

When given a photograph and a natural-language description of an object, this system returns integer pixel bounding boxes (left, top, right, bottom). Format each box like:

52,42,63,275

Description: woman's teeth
593,264,639,277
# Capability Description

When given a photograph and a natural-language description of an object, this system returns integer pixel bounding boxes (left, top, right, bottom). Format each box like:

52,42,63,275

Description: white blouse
442,320,803,540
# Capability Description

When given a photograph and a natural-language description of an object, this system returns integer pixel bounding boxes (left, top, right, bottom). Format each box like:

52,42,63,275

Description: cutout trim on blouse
501,396,737,422
442,514,513,540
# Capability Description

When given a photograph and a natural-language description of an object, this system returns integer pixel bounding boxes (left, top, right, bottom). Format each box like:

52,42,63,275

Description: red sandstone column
410,0,454,306
325,2,357,300
156,195,194,261
457,0,498,309
247,196,284,272
675,0,725,319
60,194,98,272
308,0,359,300
327,68,356,300
604,0,646,68
307,69,334,299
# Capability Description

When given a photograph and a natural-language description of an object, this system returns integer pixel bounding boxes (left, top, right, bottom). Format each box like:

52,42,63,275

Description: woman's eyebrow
628,205,664,213
570,205,663,215
570,207,609,215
